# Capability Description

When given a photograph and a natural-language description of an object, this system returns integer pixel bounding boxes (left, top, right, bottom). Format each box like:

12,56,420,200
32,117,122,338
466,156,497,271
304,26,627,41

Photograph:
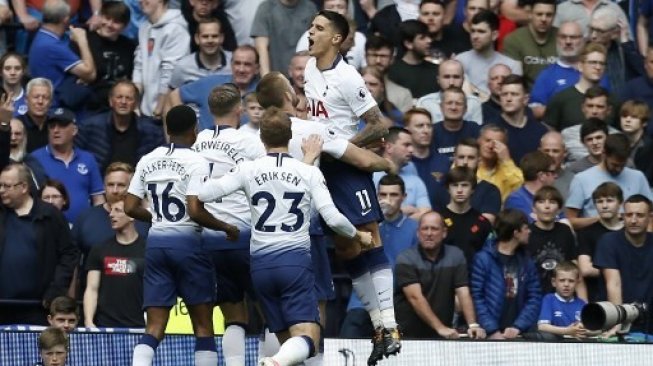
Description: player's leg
220,301,248,366
256,265,320,366
187,303,218,366
133,248,176,366
260,322,320,366
212,247,252,366
178,250,219,366
310,234,335,363
133,307,171,366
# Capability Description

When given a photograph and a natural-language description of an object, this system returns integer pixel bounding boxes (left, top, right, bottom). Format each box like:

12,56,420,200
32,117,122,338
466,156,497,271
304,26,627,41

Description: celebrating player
125,105,238,366
198,107,372,366
305,10,400,364
192,83,267,366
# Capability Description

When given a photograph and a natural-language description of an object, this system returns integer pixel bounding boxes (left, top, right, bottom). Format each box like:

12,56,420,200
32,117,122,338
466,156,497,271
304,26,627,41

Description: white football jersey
128,144,208,235
289,117,348,164
304,55,377,139
199,153,339,258
192,125,266,227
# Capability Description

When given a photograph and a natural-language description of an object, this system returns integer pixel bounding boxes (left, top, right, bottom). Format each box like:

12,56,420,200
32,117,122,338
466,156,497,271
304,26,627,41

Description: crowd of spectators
1,0,653,356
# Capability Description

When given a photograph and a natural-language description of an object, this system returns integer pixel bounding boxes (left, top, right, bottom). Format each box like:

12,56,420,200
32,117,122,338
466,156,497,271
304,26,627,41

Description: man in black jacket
0,163,79,325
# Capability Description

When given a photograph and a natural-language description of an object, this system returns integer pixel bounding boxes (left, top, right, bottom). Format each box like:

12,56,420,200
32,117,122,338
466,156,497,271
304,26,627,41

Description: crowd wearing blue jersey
4,0,653,365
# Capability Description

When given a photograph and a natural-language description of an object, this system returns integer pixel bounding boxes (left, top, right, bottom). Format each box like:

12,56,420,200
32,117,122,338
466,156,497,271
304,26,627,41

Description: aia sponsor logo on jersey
307,98,329,118
104,257,137,276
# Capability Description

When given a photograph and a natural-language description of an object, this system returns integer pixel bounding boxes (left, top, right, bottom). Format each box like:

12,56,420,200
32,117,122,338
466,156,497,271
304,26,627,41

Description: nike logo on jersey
361,208,372,216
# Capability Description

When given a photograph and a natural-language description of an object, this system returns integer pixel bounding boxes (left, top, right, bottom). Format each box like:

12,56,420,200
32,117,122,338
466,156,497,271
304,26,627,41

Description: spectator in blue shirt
504,151,559,223
28,0,96,107
31,108,105,223
168,45,260,130
431,87,480,160
537,261,588,340
373,127,432,220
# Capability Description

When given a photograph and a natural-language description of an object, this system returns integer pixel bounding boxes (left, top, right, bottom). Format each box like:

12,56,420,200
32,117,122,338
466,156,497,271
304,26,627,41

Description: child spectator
47,296,78,333
239,92,263,137
537,261,588,339
577,183,624,302
528,186,584,299
619,100,653,184
37,327,69,366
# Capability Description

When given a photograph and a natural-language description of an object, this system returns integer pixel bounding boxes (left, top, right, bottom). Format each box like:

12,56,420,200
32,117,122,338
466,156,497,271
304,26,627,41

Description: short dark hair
533,186,563,208
445,166,477,188
455,137,480,154
592,182,624,203
208,83,241,118
441,86,467,104
420,0,446,9
256,72,287,109
604,133,631,161
399,20,429,51
379,174,406,194
495,208,529,242
519,151,553,181
584,85,609,101
385,126,411,143
471,9,499,31
165,105,197,136
100,1,130,25
624,194,653,212
315,10,350,44
501,74,528,92
196,17,222,35
39,327,68,351
260,106,292,148
49,296,77,317
580,117,608,142
365,34,394,52
41,179,70,211
531,0,557,9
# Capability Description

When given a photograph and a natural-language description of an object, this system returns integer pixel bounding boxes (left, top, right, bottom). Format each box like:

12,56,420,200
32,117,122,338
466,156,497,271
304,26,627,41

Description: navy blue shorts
311,235,335,301
320,157,382,228
203,229,255,303
211,248,256,303
251,265,319,333
143,248,216,308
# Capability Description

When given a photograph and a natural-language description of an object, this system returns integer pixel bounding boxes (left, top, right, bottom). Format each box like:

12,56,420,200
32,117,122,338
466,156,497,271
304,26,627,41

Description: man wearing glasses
544,43,618,132
0,163,79,326
364,34,413,112
588,8,644,98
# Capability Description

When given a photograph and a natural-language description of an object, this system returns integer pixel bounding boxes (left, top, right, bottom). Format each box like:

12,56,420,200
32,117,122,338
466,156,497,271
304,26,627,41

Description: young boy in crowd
537,262,588,339
239,92,264,136
577,182,624,302
47,296,79,333
619,100,653,179
528,186,584,298
37,327,69,366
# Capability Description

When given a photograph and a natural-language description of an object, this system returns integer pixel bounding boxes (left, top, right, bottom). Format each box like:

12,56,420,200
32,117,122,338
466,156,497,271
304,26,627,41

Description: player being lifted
256,72,396,363
305,10,399,364
125,106,238,366
198,107,373,366
192,83,267,366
